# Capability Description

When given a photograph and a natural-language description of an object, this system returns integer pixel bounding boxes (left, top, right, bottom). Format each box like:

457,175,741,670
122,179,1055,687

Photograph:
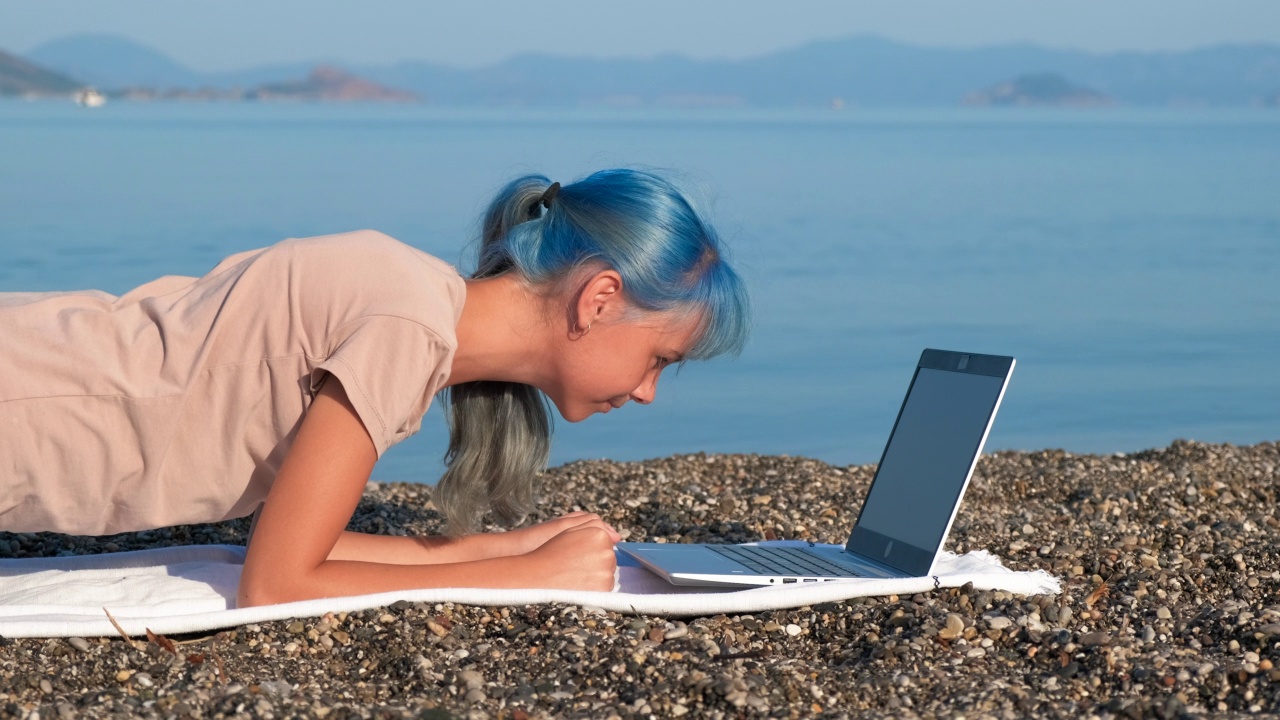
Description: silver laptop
617,348,1015,587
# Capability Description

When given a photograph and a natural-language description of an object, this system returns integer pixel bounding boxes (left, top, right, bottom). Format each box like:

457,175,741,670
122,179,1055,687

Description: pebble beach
1,439,1278,719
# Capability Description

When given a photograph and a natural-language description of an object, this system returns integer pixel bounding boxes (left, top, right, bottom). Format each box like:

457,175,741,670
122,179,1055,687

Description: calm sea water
2,102,1277,482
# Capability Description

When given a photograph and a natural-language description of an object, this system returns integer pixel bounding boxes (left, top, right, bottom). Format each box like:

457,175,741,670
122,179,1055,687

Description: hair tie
539,182,561,209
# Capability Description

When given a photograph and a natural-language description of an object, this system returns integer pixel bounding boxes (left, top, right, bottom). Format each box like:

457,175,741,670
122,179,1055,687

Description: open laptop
617,348,1015,587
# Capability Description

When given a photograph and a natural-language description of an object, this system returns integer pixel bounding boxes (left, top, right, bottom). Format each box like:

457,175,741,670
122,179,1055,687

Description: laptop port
782,578,797,584
803,578,817,582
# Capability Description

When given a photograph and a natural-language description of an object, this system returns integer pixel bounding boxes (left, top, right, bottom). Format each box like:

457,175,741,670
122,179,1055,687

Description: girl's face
547,309,701,423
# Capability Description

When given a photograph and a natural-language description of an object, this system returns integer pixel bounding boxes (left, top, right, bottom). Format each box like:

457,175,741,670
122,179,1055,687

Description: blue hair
476,168,750,360
436,168,750,536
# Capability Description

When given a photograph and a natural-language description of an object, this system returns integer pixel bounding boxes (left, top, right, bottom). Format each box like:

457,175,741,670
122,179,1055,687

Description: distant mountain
249,66,419,102
963,73,1112,107
355,36,1280,107
26,34,201,89
19,33,1280,107
0,49,83,96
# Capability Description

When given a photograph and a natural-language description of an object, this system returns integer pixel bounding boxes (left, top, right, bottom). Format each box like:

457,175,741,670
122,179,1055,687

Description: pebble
1079,631,1111,647
1256,623,1280,638
458,669,483,689
785,623,802,637
67,637,91,652
939,614,966,640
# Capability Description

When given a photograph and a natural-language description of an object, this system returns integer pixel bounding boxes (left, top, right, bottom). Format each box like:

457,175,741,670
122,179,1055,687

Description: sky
4,0,1280,71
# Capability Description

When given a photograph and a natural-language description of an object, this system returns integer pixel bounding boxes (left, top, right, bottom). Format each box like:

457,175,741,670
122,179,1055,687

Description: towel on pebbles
0,540,1060,638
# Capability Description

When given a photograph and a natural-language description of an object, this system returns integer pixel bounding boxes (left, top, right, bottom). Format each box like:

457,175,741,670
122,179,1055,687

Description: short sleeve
309,315,454,457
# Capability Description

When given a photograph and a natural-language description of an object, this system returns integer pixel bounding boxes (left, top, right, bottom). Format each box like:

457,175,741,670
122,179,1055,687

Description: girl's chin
556,404,596,424
551,399,613,423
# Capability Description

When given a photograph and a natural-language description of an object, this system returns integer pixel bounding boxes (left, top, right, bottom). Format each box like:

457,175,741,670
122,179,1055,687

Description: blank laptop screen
845,364,1007,576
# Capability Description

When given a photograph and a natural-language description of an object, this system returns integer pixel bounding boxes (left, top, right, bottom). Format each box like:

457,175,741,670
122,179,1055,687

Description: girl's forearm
237,553,538,607
325,530,518,565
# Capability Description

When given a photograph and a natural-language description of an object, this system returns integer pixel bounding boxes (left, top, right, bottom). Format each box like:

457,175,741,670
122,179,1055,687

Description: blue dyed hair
436,168,750,536
476,168,749,359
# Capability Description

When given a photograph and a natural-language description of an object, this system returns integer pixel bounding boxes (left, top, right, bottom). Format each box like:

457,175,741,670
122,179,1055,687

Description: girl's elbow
236,574,300,608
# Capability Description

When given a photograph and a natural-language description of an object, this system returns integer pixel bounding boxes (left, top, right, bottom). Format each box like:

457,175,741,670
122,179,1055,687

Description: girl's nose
630,372,658,405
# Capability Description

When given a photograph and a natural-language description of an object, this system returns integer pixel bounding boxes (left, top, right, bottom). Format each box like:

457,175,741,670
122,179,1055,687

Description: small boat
74,88,107,108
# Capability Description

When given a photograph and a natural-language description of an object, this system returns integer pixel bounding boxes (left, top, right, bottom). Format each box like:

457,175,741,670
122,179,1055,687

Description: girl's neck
448,274,555,388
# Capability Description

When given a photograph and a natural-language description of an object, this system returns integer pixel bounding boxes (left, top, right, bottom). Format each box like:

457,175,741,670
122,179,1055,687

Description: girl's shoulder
274,229,459,278
252,230,467,338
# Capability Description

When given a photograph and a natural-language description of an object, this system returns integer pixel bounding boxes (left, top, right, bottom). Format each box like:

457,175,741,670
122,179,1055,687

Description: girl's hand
502,511,621,556
524,524,619,591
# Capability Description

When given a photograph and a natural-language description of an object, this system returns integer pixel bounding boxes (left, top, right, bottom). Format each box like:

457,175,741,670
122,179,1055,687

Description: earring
574,321,593,338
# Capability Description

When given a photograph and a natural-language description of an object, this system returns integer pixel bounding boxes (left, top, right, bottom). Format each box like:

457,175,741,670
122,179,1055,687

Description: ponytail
434,176,554,536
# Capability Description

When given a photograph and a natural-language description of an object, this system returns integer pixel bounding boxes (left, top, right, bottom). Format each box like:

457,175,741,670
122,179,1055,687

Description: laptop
617,348,1015,587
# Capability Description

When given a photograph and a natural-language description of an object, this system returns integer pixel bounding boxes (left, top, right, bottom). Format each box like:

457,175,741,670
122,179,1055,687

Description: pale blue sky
4,0,1279,71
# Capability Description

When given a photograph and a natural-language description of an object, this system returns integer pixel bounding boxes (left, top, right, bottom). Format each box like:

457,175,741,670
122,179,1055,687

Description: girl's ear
571,269,624,335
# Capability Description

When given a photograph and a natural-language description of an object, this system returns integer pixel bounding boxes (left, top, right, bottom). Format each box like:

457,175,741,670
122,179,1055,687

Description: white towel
0,541,1060,638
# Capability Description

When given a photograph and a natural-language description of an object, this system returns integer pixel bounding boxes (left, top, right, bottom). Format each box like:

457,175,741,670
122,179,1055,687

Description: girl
0,168,750,607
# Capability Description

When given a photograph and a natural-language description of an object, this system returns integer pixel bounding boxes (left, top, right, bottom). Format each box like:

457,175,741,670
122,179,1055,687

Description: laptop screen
845,351,1011,576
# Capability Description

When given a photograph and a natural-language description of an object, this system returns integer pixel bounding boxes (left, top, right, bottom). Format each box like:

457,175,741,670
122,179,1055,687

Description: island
962,72,1113,108
108,66,420,103
247,66,419,103
2,48,421,104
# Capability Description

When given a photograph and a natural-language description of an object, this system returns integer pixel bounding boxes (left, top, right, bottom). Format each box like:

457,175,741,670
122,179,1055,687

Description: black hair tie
528,182,561,219
540,182,560,209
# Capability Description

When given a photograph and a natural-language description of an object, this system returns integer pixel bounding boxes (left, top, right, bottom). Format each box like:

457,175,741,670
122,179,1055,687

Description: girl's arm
327,504,619,566
236,378,618,607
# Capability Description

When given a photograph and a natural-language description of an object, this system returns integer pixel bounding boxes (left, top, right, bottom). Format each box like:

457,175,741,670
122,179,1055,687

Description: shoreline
2,439,1278,718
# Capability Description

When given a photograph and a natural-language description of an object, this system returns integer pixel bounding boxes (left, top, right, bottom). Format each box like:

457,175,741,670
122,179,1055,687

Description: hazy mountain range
0,49,82,96
10,33,1280,107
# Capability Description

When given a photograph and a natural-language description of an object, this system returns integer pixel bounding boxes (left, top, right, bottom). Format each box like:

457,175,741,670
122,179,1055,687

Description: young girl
0,168,749,607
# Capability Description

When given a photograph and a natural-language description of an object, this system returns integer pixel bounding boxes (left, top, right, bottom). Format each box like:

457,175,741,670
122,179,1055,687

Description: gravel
1,438,1278,718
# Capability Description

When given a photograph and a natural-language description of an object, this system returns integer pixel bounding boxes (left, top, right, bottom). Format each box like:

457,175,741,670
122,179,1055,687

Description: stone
458,669,483,689
985,615,1012,631
939,614,965,640
1080,632,1111,647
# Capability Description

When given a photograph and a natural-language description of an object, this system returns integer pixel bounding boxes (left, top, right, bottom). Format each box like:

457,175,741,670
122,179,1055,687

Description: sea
2,101,1277,483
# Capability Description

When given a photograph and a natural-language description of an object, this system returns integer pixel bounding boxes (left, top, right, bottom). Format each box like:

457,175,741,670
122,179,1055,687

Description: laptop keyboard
708,545,859,578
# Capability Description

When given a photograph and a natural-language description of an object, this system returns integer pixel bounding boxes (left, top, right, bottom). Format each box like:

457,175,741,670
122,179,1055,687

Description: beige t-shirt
0,230,465,536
